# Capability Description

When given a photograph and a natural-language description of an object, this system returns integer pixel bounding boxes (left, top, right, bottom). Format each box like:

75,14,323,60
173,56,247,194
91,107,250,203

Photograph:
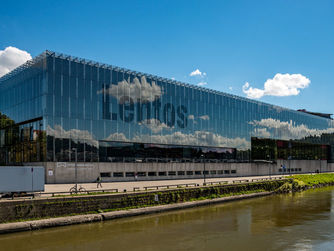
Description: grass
289,173,334,186
275,173,334,193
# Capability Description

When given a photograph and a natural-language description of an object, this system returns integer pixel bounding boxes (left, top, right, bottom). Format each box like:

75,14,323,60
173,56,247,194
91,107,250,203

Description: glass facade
1,50,334,165
0,54,46,164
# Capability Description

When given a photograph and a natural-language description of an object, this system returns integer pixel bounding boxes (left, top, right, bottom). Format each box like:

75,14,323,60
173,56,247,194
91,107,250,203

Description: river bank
0,191,272,234
3,186,333,251
1,173,334,234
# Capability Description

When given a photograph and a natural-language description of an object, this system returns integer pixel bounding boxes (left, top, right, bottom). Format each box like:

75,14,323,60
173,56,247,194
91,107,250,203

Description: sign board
56,162,66,168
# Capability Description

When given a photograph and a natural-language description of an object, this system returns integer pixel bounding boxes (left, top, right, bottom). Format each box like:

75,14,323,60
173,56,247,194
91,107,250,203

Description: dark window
224,170,230,174
210,170,216,175
203,171,209,175
177,171,185,175
252,137,329,161
186,171,193,175
95,141,237,162
231,170,236,174
195,171,201,175
168,171,176,176
100,172,111,177
113,172,124,177
138,172,146,177
158,172,166,176
218,170,224,174
126,172,134,177
148,172,156,176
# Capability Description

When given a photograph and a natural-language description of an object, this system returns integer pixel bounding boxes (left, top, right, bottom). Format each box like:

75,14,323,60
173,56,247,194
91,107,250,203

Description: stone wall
0,180,285,223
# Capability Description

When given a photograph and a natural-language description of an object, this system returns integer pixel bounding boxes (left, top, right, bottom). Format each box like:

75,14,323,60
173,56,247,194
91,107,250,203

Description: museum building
1,51,334,183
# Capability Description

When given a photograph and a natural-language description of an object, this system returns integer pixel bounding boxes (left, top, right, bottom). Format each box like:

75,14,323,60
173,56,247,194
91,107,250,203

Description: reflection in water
1,187,334,251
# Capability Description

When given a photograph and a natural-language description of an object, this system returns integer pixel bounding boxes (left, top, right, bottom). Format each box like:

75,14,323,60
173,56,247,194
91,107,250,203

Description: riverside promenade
43,174,288,196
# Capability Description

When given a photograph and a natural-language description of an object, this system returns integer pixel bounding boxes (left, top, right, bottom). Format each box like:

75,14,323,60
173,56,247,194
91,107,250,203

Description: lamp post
31,167,34,194
267,154,271,179
201,154,206,185
72,148,78,193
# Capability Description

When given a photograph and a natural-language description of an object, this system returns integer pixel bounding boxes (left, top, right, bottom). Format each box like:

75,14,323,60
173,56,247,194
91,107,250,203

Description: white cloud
125,130,250,149
99,75,163,104
242,82,265,99
189,69,206,77
48,124,251,151
189,69,202,76
250,118,334,140
197,82,207,86
104,132,129,142
47,125,98,147
0,46,32,77
199,115,210,120
188,115,195,120
228,86,233,91
242,73,310,99
139,118,172,133
252,128,271,138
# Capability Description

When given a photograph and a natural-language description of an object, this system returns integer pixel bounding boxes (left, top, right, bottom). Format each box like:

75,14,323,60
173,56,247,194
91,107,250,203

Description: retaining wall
0,180,285,223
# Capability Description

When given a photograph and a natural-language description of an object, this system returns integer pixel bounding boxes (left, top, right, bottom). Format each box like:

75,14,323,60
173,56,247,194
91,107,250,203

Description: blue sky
1,0,333,114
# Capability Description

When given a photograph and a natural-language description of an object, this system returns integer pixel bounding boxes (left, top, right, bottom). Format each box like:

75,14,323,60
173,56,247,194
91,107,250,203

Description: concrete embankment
2,174,334,234
0,191,273,234
0,180,285,223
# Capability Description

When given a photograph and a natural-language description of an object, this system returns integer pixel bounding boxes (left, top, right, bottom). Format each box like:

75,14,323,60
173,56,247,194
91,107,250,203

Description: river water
2,187,334,251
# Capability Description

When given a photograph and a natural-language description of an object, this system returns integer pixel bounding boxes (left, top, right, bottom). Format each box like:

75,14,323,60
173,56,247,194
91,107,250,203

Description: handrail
232,179,249,184
204,181,229,186
252,177,283,182
41,188,119,197
143,183,198,191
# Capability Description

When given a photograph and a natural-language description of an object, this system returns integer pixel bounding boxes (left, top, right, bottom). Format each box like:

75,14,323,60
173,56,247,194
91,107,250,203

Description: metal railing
252,177,283,182
143,183,198,191
232,179,249,184
204,181,229,186
40,188,119,197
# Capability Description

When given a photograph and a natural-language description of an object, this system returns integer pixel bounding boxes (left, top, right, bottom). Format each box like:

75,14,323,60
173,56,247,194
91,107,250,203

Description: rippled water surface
2,187,334,251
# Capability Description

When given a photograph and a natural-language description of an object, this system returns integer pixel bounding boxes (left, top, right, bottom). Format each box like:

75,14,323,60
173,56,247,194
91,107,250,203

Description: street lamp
267,154,271,179
201,154,206,185
72,148,78,193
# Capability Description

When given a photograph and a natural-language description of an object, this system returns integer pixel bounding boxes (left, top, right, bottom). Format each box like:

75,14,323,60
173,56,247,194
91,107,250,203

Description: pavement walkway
43,174,290,195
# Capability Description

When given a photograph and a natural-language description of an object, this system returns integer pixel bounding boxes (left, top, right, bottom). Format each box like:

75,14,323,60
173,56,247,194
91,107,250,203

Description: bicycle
69,185,87,194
